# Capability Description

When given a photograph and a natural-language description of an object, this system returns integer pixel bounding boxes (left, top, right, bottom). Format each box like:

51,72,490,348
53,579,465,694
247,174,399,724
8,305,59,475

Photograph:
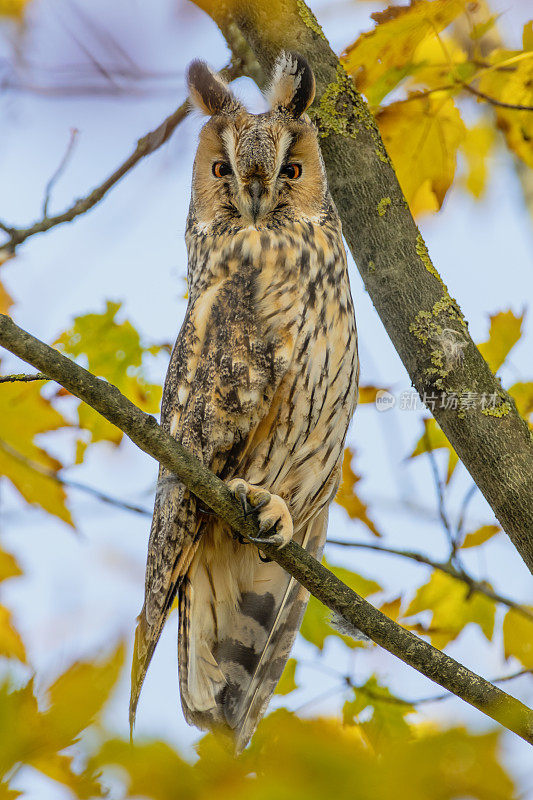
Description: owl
130,51,359,752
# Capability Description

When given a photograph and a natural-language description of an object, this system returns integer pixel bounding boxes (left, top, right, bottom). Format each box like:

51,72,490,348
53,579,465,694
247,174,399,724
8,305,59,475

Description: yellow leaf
0,0,29,18
335,448,380,536
55,302,163,451
93,739,197,800
0,547,22,583
503,607,533,668
358,385,389,404
342,0,465,105
460,121,495,198
0,605,26,662
379,596,402,622
0,281,13,314
377,95,466,216
524,21,533,51
28,753,104,799
410,418,458,483
479,50,533,168
477,309,523,373
508,381,533,424
275,658,298,695
45,643,125,748
0,383,72,524
405,569,495,648
462,524,500,548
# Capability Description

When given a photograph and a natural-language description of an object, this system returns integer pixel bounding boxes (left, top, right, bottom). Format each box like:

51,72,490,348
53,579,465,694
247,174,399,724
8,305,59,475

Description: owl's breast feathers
130,214,358,728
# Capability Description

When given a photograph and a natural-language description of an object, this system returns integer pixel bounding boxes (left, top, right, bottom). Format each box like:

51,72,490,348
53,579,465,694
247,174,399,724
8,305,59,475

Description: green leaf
477,309,523,373
343,675,414,751
275,658,298,695
300,559,380,651
55,301,163,450
405,569,495,648
503,607,533,668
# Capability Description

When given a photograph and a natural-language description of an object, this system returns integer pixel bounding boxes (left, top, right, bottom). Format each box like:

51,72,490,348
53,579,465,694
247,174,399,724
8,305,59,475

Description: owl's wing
129,267,299,730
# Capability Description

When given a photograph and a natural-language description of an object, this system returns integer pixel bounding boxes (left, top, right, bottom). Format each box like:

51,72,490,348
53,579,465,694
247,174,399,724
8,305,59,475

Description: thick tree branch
0,314,532,745
191,0,533,574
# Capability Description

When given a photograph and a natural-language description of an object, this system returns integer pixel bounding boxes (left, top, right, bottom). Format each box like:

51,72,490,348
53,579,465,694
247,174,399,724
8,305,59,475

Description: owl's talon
226,478,293,549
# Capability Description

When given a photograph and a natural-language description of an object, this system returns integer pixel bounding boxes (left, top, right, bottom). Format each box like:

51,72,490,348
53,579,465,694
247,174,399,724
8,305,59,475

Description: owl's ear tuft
267,51,316,117
187,60,241,116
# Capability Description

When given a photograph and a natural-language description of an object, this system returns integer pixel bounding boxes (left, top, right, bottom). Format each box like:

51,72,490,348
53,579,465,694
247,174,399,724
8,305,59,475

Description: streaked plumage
130,52,358,751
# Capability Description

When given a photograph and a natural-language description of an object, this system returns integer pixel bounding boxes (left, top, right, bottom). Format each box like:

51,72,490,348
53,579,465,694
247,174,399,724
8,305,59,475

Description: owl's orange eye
212,161,232,178
280,163,301,179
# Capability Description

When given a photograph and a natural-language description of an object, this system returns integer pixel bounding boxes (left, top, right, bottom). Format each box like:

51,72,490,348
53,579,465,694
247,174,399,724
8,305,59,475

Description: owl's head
187,52,326,231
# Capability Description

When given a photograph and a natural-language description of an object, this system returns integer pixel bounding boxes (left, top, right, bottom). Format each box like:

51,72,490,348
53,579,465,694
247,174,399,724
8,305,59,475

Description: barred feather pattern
130,61,358,751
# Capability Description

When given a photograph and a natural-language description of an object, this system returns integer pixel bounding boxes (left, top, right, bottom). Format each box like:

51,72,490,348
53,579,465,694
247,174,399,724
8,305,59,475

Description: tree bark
1,312,532,745
190,0,533,574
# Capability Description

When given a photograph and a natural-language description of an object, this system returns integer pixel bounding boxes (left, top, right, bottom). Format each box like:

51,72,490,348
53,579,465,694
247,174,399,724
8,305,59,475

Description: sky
0,0,532,797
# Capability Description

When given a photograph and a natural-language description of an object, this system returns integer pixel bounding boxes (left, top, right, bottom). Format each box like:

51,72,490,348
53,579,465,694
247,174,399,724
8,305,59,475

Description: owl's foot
227,478,293,549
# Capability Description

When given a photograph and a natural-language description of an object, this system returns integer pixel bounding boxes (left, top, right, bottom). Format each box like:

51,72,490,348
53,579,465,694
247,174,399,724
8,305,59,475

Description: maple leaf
342,0,466,105
55,301,163,453
405,569,495,649
335,447,380,536
0,382,72,524
460,121,495,198
478,39,533,168
503,607,533,669
343,675,414,751
477,309,523,373
410,417,458,483
377,94,466,216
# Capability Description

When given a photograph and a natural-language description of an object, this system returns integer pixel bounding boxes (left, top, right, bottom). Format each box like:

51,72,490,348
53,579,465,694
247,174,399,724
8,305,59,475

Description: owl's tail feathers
177,509,328,752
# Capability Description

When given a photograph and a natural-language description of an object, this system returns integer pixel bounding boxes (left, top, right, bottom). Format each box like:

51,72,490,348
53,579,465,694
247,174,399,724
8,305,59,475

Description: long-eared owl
130,51,359,752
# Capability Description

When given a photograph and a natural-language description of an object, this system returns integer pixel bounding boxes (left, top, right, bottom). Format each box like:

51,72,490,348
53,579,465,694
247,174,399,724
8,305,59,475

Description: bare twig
0,438,151,517
326,538,533,621
42,128,79,218
1,313,532,745
0,61,243,255
460,80,533,111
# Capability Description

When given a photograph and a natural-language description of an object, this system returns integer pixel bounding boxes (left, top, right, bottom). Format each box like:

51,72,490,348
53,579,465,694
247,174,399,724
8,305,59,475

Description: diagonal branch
0,312,532,745
0,62,242,256
191,0,533,575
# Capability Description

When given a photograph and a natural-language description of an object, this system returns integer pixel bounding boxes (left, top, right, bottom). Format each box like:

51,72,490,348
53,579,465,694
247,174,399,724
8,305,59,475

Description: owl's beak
247,178,265,223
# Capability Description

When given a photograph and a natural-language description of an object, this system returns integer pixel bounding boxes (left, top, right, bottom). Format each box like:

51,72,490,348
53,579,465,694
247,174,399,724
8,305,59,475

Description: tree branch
0,372,49,382
0,313,532,745
0,62,242,255
326,538,533,621
191,0,533,574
